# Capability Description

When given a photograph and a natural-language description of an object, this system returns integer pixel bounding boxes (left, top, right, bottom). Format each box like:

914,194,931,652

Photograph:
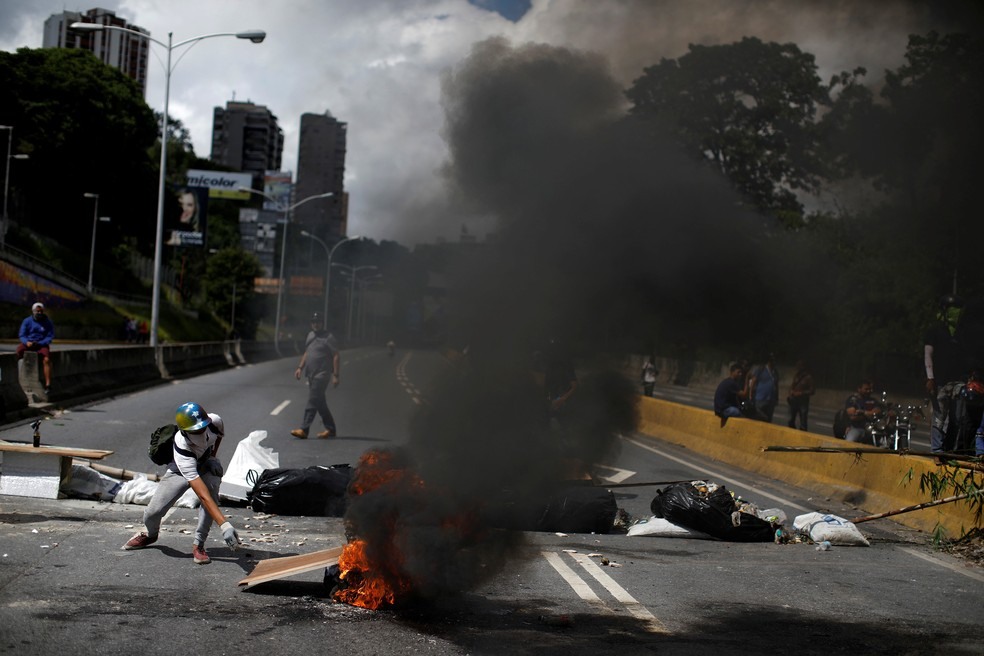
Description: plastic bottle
815,540,832,551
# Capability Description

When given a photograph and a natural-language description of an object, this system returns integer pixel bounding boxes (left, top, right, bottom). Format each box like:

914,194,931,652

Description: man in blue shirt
17,302,54,394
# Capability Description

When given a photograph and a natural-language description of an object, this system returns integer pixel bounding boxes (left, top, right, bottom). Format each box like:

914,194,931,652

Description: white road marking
623,435,811,512
567,552,668,633
541,551,607,611
593,463,636,484
897,546,984,583
270,400,291,416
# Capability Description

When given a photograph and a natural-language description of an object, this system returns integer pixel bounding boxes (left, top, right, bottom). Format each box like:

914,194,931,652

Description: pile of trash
625,480,869,546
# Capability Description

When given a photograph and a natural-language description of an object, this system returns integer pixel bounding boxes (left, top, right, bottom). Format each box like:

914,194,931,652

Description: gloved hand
220,521,241,549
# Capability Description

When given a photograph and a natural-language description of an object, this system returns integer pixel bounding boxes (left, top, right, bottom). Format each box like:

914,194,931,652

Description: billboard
166,185,208,248
263,171,292,211
186,169,253,200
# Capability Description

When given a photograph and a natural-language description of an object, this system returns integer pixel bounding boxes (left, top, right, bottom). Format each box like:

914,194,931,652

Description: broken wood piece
73,459,160,482
852,492,973,524
238,546,344,588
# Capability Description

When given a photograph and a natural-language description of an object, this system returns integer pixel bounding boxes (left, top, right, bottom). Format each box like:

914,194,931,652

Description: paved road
0,349,980,655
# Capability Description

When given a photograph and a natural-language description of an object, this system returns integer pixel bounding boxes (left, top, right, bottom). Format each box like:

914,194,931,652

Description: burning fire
334,539,412,609
332,449,423,610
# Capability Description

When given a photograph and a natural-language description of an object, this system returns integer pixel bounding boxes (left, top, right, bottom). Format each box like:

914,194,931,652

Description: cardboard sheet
238,546,344,588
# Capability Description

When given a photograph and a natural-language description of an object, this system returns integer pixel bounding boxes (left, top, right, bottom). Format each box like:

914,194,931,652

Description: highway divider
636,396,978,537
4,340,283,421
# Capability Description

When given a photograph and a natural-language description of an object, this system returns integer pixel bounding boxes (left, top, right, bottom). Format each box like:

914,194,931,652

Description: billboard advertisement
263,171,292,211
166,185,209,248
186,169,253,200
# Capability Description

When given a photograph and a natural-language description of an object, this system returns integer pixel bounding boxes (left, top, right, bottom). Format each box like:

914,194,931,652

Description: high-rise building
295,111,347,240
211,100,284,180
43,9,150,96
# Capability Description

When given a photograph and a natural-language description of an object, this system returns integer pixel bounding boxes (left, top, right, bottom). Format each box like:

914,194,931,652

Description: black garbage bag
487,481,618,534
248,464,352,516
649,482,775,542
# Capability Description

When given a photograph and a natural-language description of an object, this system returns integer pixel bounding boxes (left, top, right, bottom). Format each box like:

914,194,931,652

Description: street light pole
69,22,265,350
1,125,29,249
84,192,100,292
334,264,377,341
300,231,360,324
238,187,333,353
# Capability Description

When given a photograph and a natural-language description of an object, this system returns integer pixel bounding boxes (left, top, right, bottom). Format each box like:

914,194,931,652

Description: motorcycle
865,392,925,450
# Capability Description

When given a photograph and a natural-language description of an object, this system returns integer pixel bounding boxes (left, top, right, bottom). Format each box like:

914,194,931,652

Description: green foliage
626,37,830,221
0,48,159,255
918,461,984,543
205,247,265,338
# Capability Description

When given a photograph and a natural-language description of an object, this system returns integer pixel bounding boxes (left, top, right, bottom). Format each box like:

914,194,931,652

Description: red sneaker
122,532,157,550
192,543,211,565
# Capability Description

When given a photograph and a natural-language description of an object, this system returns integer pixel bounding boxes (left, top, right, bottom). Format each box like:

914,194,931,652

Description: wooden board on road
238,546,344,588
0,441,113,459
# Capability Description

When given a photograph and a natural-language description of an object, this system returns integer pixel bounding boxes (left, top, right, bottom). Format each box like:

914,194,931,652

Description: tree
205,247,265,338
625,37,832,226
822,32,984,303
0,48,159,259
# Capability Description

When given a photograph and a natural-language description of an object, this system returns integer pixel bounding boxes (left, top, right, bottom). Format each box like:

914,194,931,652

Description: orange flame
334,539,412,609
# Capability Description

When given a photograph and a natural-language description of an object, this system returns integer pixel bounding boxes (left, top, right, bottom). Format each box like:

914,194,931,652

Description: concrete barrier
637,396,978,537
0,354,31,421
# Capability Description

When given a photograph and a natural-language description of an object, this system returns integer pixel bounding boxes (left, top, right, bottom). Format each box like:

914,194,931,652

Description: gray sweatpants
142,464,221,546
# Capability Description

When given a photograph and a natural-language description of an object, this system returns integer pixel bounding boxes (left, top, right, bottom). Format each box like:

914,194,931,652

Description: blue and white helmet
175,402,211,432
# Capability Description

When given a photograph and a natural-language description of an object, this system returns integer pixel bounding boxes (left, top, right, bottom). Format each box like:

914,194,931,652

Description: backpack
832,409,848,439
149,423,179,465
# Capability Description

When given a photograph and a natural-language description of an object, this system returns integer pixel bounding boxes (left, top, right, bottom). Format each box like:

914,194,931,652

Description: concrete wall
4,340,285,421
637,396,978,537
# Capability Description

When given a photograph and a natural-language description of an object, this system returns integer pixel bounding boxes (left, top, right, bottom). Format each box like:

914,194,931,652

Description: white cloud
0,0,968,244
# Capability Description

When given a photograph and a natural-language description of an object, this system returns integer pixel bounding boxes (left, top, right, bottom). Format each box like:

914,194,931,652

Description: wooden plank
0,441,113,459
238,546,344,588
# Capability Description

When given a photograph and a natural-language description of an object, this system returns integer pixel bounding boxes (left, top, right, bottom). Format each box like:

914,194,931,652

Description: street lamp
83,192,109,293
300,231,361,325
238,187,333,353
1,125,29,249
69,22,265,349
333,263,378,341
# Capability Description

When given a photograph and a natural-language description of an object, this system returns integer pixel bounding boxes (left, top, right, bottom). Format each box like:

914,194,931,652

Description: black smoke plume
341,36,802,603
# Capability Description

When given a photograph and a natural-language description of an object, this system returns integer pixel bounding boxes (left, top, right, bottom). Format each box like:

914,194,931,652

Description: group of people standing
712,355,815,429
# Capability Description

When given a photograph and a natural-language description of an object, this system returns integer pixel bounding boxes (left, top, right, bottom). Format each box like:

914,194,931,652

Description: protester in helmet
122,402,241,564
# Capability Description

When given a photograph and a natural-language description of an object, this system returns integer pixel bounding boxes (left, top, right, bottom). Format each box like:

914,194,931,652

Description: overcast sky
0,0,978,245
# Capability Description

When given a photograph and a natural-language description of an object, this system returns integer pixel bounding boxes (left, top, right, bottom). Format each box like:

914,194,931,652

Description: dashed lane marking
568,551,668,634
270,400,290,416
542,550,667,633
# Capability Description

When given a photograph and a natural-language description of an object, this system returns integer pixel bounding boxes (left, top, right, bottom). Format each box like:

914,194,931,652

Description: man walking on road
292,313,340,439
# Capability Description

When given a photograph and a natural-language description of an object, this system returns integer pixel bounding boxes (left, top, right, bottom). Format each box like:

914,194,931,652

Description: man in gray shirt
292,313,341,439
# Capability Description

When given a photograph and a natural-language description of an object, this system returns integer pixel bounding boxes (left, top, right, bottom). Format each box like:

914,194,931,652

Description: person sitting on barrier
16,302,54,395
714,363,748,427
122,402,241,565
843,379,884,443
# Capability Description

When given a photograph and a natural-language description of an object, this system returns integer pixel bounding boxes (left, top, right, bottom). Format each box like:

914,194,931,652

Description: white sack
63,464,122,501
112,474,158,505
220,430,279,501
793,512,870,546
626,515,714,539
